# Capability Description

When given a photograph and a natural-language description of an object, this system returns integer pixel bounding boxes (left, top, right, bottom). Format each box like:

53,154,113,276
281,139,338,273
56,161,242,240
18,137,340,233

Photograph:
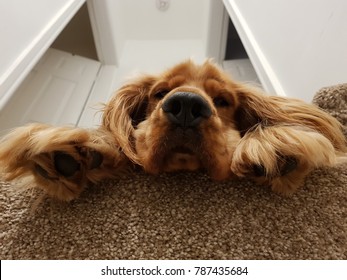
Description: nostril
170,99,182,116
191,103,202,119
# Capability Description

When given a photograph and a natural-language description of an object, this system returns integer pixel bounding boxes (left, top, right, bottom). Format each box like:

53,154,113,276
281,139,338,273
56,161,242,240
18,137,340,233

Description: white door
0,48,100,134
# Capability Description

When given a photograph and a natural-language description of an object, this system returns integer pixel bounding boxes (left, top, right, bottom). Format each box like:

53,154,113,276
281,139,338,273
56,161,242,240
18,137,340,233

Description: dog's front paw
231,125,337,195
231,152,302,195
0,124,123,201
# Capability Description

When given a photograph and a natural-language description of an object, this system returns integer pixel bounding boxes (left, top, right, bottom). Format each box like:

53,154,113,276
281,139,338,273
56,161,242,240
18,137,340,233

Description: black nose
162,92,212,127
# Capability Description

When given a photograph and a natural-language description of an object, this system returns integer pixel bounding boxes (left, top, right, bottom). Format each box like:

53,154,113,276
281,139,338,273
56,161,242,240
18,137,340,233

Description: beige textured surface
1,85,346,260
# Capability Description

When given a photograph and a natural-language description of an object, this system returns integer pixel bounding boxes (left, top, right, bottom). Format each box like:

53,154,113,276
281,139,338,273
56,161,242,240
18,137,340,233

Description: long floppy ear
233,83,346,151
102,75,156,164
233,85,282,137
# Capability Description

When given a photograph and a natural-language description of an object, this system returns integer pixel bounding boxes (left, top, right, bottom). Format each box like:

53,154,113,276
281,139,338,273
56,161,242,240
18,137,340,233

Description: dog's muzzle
162,92,212,127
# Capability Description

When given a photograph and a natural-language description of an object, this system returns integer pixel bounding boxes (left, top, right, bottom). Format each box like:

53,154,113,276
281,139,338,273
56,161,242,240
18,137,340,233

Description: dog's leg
231,89,346,194
0,124,127,201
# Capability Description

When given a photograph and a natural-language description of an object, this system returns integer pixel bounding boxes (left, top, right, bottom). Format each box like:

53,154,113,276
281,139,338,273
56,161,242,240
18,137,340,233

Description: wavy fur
0,60,345,200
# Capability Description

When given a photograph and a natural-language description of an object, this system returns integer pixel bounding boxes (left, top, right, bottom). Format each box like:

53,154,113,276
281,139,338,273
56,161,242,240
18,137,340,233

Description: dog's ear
102,75,155,163
234,96,262,137
234,84,347,151
234,85,282,137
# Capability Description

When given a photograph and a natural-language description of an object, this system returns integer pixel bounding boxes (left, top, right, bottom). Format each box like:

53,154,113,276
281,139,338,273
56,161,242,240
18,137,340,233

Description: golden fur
0,60,346,200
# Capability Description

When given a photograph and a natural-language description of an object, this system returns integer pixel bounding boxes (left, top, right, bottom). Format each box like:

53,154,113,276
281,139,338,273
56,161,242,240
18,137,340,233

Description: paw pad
279,156,297,176
251,156,298,178
54,152,80,177
90,151,103,169
253,164,266,177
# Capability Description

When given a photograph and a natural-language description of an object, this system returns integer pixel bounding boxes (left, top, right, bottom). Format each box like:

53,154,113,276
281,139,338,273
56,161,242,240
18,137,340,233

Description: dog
0,60,346,201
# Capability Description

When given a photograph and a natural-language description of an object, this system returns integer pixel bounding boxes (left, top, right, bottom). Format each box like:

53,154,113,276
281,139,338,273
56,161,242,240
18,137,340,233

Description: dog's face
103,60,257,180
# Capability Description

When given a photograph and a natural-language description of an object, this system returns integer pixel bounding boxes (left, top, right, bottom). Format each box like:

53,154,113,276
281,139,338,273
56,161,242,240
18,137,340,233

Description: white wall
115,0,209,41
227,0,347,102
90,0,215,65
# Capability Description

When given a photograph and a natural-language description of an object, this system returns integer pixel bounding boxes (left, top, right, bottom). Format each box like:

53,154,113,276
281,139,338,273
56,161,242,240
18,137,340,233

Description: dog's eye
213,97,230,107
154,89,170,99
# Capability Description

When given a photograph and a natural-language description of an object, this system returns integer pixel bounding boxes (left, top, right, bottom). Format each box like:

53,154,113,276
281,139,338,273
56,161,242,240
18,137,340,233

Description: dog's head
103,60,263,180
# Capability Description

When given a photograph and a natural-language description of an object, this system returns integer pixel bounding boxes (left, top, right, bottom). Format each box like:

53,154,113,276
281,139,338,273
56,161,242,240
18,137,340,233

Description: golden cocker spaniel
1,60,346,201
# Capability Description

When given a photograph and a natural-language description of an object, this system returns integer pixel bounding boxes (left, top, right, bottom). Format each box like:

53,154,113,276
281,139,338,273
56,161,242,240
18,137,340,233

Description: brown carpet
1,84,346,260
